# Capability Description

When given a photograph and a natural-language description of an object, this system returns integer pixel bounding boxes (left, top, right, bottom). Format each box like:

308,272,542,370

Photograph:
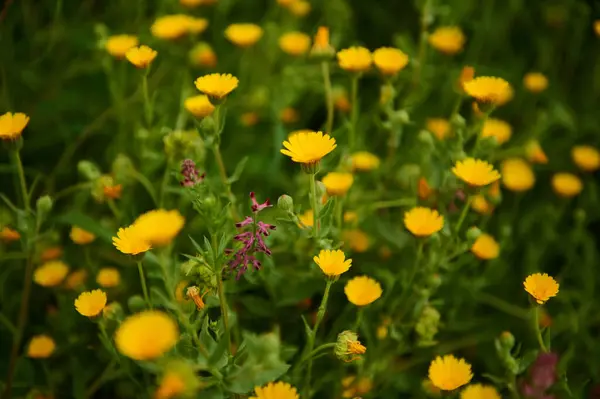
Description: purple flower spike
250,192,272,213
521,352,558,399
180,159,205,187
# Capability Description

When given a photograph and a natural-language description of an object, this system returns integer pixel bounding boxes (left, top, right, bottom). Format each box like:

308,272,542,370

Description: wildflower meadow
2,0,600,398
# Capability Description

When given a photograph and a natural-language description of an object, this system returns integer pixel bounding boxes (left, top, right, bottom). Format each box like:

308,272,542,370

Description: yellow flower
428,355,473,391
335,331,367,362
404,207,444,237
280,107,299,124
184,95,215,118
187,18,208,35
115,310,179,360
0,112,30,140
180,0,216,6
189,43,217,68
343,229,369,253
337,46,372,72
280,131,336,165
64,269,88,290
595,20,600,37
126,45,158,68
333,86,351,112
97,267,121,288
322,172,354,196
40,246,63,262
105,34,139,58
501,158,535,192
523,72,548,93
75,289,107,317
34,261,69,287
524,273,559,304
428,26,466,55
155,372,185,399
471,233,500,260
452,158,501,187
225,23,263,47
351,151,381,171
344,276,382,306
104,183,122,199
552,173,582,198
298,209,314,227
133,209,185,246
175,280,189,303
311,26,334,56
460,384,501,399
194,73,239,100
344,211,358,223
426,118,451,140
313,249,352,277
112,225,152,255
526,140,548,164
418,177,433,200
472,194,493,215
572,145,600,172
458,66,475,92
27,335,56,358
240,112,260,126
250,382,299,399
481,118,512,145
0,226,20,242
151,15,195,40
464,77,513,105
373,47,409,75
70,226,96,245
279,32,311,56
289,0,311,17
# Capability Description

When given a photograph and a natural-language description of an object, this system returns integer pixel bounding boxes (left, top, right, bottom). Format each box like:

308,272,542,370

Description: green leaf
318,197,335,222
227,156,249,184
301,315,313,338
189,235,205,255
54,211,113,243
517,349,539,374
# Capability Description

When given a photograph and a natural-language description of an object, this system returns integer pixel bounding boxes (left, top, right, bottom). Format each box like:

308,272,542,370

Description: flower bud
415,306,441,347
499,331,515,351
418,130,434,147
127,295,146,313
335,330,366,363
466,226,482,242
112,154,135,183
574,208,586,224
77,160,101,181
102,301,123,321
36,195,53,218
390,109,410,125
277,195,294,212
396,164,421,189
426,273,442,289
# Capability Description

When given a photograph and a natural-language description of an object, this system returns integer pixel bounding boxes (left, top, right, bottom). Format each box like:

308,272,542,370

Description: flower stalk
137,260,151,308
533,306,548,353
309,172,320,239
349,75,360,151
321,61,334,134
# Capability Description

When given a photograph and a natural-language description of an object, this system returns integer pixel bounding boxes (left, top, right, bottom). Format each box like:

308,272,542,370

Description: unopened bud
499,331,515,351
180,259,198,276
278,195,294,212
127,295,146,313
390,109,410,125
102,302,123,321
78,160,101,181
418,130,434,147
466,226,482,242
36,195,53,217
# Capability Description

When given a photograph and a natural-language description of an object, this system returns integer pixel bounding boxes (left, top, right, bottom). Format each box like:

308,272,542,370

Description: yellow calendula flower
115,310,179,360
523,72,548,93
180,0,216,7
428,26,466,55
472,194,493,215
112,225,152,255
289,0,310,17
0,112,30,140
194,73,239,101
501,158,535,192
280,131,336,165
452,158,501,187
460,384,501,399
481,118,512,145
64,269,88,290
225,23,263,47
337,46,372,72
70,226,96,245
428,355,473,391
187,18,208,35
34,261,69,287
151,15,193,40
155,371,189,399
75,289,107,317
351,151,381,171
322,172,354,196
133,209,185,246
313,249,352,277
524,273,559,304
418,177,433,200
189,42,217,68
250,382,299,399
97,267,121,288
373,47,409,76
571,145,600,172
552,173,582,198
298,209,314,227
426,118,451,140
343,229,369,253
280,107,299,124
184,95,215,118
279,31,311,56
471,233,500,260
464,76,513,105
344,211,358,224
0,226,20,242
404,207,444,237
126,45,158,68
311,26,334,57
105,34,139,58
345,276,382,306
458,66,475,92
27,335,56,358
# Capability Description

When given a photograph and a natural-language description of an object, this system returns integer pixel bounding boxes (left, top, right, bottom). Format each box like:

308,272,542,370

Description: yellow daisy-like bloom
27,335,56,358
313,249,352,277
322,172,354,196
471,233,500,260
343,229,369,253
151,15,192,40
428,26,466,55
280,131,336,165
344,276,382,306
298,209,314,227
460,384,501,399
289,0,311,17
452,158,501,187
428,355,473,391
481,118,512,145
115,310,179,360
133,209,185,246
70,226,96,245
571,145,600,172
551,173,583,198
501,158,535,192
523,273,559,304
190,43,217,68
351,151,381,171
195,73,239,100
0,226,20,242
184,95,215,118
523,72,548,93
337,46,373,72
155,371,186,399
250,382,299,399
105,34,139,58
472,194,493,215
112,225,152,255
225,23,263,47
404,207,444,237
97,267,121,288
279,32,311,56
34,261,69,287
288,129,315,140
126,45,158,68
373,47,409,76
0,112,30,140
75,289,107,317
64,269,88,290
458,66,475,92
526,140,548,164
464,77,513,105
426,118,451,140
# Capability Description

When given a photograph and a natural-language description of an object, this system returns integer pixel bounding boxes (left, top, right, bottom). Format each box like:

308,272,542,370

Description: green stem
454,195,473,235
533,306,548,352
158,158,171,208
302,342,336,364
212,106,239,221
106,199,121,222
411,0,432,88
129,170,158,206
335,196,343,237
369,197,416,210
137,260,151,308
12,150,29,212
321,61,334,134
217,269,232,355
507,372,521,399
309,172,320,240
353,307,364,332
141,70,152,127
85,360,116,399
0,312,17,335
53,182,93,201
349,75,359,151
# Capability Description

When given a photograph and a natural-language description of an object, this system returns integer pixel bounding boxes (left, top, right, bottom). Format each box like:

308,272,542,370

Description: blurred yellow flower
418,177,433,200
97,267,121,288
280,107,299,124
289,0,310,17
180,0,216,6
571,145,600,172
343,229,369,253
373,47,409,75
151,15,195,40
40,246,63,262
344,276,382,306
250,382,299,399
458,66,475,92
34,261,69,287
279,32,311,56
313,249,352,277
311,26,334,56
551,173,582,197
112,225,152,255
524,273,559,304
225,23,263,47
64,269,88,290
460,384,501,399
464,77,512,105
595,20,600,37
126,45,157,68
501,158,535,192
133,209,185,246
452,158,501,187
333,87,351,112
184,95,215,118
280,131,336,165
175,280,189,303
471,233,500,260
526,140,548,164
195,73,239,100
155,371,186,399
0,226,20,242
523,72,548,93
298,209,313,227
404,207,444,237
472,194,493,215
322,172,354,196
0,112,30,140
189,42,217,67
337,46,372,72
75,289,107,317
103,183,122,199
344,211,358,223
115,310,179,360
27,335,56,358
428,355,473,391
426,118,451,140
105,34,139,58
70,226,96,245
240,111,260,126
481,118,512,145
351,151,380,171
428,26,466,55
187,18,208,35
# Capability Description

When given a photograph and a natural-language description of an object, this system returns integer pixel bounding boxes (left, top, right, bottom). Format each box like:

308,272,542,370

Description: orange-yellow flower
428,26,465,55
523,72,548,93
184,95,215,118
64,269,88,290
571,145,600,172
75,289,107,317
0,226,20,242
404,207,444,237
501,158,535,192
0,112,30,140
225,23,263,47
115,310,179,360
524,273,559,304
351,151,380,171
97,267,121,288
126,45,157,68
452,158,501,187
551,173,582,197
133,209,185,246
343,229,369,253
322,172,354,196
464,77,513,105
373,47,409,75
189,42,217,68
279,32,311,56
313,249,352,277
105,35,139,58
471,233,500,260
280,107,299,124
337,47,372,72
481,119,512,145
194,73,239,100
280,131,336,165
112,225,151,255
460,384,501,399
70,226,96,245
426,118,451,140
428,355,473,391
288,0,310,17
155,371,186,399
344,276,382,306
311,26,334,56
250,382,299,399
27,335,56,358
34,261,69,287
240,112,260,127
526,140,548,164
151,15,205,39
